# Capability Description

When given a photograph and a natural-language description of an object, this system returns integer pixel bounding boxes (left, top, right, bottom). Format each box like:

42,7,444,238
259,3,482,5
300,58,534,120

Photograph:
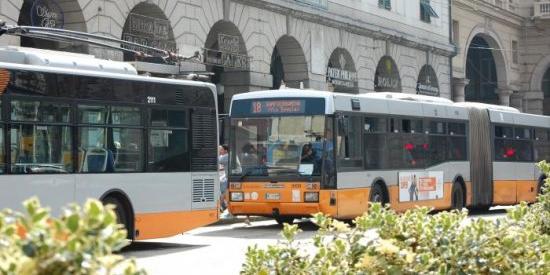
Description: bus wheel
275,217,294,225
451,183,465,210
369,184,386,205
103,197,130,238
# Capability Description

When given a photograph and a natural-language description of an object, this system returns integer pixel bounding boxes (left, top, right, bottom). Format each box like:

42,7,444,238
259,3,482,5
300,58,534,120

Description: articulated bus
227,89,550,224
0,46,219,239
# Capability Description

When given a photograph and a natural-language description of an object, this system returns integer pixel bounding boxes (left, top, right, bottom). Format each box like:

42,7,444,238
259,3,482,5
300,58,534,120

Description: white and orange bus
227,89,550,224
0,46,219,239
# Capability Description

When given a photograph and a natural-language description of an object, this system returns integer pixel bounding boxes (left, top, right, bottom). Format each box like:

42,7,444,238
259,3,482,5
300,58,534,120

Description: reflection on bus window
78,127,110,172
11,101,70,123
230,116,326,177
112,106,141,125
79,105,109,124
494,126,534,162
11,125,72,174
112,128,142,171
148,129,189,172
535,128,550,161
150,109,186,127
77,105,145,173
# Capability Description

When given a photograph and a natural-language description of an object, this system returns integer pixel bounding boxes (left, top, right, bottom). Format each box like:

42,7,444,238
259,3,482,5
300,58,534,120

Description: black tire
103,197,130,238
451,183,465,210
369,183,386,205
275,217,294,225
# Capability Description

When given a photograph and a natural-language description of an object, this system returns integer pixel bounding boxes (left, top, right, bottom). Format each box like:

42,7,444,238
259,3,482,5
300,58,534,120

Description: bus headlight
231,192,244,202
304,192,319,202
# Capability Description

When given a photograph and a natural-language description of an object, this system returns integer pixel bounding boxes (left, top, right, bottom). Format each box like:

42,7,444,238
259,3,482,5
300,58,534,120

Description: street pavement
122,207,509,275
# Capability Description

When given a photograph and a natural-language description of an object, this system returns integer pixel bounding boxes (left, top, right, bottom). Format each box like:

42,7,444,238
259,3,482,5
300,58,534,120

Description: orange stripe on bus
493,180,537,205
134,209,218,240
388,183,453,212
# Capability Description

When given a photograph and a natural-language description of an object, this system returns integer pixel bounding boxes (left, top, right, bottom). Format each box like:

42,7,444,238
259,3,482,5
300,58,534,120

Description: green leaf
66,214,80,233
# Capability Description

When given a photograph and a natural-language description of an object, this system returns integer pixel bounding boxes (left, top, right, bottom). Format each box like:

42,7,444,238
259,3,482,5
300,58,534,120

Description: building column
452,77,469,102
510,92,524,112
497,88,514,106
522,90,545,115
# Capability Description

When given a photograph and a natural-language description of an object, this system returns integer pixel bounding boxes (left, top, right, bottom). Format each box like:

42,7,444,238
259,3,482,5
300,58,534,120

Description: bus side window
336,115,363,170
494,125,517,161
364,117,387,169
535,128,550,161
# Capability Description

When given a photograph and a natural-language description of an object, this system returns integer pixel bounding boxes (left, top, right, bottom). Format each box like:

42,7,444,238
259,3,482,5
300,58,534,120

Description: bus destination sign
251,100,305,114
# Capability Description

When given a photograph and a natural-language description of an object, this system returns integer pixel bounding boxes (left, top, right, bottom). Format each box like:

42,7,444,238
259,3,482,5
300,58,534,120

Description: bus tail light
231,192,244,201
304,192,319,202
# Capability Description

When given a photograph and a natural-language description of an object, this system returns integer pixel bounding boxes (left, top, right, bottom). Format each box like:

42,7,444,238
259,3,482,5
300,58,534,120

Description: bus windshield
230,115,326,178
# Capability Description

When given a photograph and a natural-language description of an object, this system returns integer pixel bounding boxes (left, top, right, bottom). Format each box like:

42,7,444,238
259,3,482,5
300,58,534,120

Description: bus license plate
265,193,280,200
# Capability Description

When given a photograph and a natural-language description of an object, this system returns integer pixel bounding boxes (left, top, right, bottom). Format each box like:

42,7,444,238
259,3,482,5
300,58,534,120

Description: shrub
242,162,550,274
0,198,145,275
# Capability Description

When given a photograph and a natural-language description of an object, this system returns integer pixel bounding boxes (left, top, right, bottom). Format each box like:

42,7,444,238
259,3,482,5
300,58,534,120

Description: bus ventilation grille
191,112,217,171
175,90,185,104
192,177,215,203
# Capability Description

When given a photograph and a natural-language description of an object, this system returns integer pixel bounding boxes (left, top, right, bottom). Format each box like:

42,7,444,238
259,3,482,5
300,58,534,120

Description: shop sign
203,33,251,70
327,52,358,90
327,67,357,88
218,34,241,54
31,0,64,28
295,0,328,9
122,13,177,54
416,65,440,96
375,56,401,92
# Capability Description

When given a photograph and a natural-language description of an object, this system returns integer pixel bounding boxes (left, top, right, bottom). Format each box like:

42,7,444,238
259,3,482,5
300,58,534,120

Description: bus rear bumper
228,202,321,217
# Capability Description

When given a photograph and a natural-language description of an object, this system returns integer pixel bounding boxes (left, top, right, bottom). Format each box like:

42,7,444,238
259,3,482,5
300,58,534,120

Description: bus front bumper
228,202,321,217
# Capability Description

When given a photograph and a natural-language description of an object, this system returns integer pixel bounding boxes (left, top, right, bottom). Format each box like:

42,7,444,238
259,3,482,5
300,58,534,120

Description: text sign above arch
122,13,177,54
327,49,358,93
375,56,401,92
416,65,440,96
30,0,64,28
203,34,251,70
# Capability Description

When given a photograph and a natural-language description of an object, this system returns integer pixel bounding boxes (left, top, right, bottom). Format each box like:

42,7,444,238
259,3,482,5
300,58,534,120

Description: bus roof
0,46,216,93
231,88,550,128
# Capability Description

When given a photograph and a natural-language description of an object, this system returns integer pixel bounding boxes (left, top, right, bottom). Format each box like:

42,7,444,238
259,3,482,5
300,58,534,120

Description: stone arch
17,0,87,53
121,2,176,61
529,55,550,92
270,35,308,89
326,47,358,93
416,64,440,96
463,25,508,88
374,55,401,92
529,56,550,115
204,20,250,113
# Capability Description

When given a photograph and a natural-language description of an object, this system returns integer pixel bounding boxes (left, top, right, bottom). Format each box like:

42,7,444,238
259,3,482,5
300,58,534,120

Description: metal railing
483,0,518,13
534,1,550,18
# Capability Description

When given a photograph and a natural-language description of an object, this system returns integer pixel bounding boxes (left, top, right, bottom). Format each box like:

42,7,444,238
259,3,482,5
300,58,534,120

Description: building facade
1,0,453,113
452,0,550,115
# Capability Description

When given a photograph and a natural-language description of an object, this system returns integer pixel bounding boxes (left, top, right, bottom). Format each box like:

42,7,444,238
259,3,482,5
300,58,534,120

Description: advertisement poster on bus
398,171,444,202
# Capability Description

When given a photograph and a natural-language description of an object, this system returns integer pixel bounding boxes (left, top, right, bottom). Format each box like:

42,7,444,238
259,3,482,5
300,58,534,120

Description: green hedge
242,161,550,274
0,198,145,275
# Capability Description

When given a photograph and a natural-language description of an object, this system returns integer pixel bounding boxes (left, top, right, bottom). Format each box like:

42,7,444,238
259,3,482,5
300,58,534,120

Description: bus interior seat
82,148,115,172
